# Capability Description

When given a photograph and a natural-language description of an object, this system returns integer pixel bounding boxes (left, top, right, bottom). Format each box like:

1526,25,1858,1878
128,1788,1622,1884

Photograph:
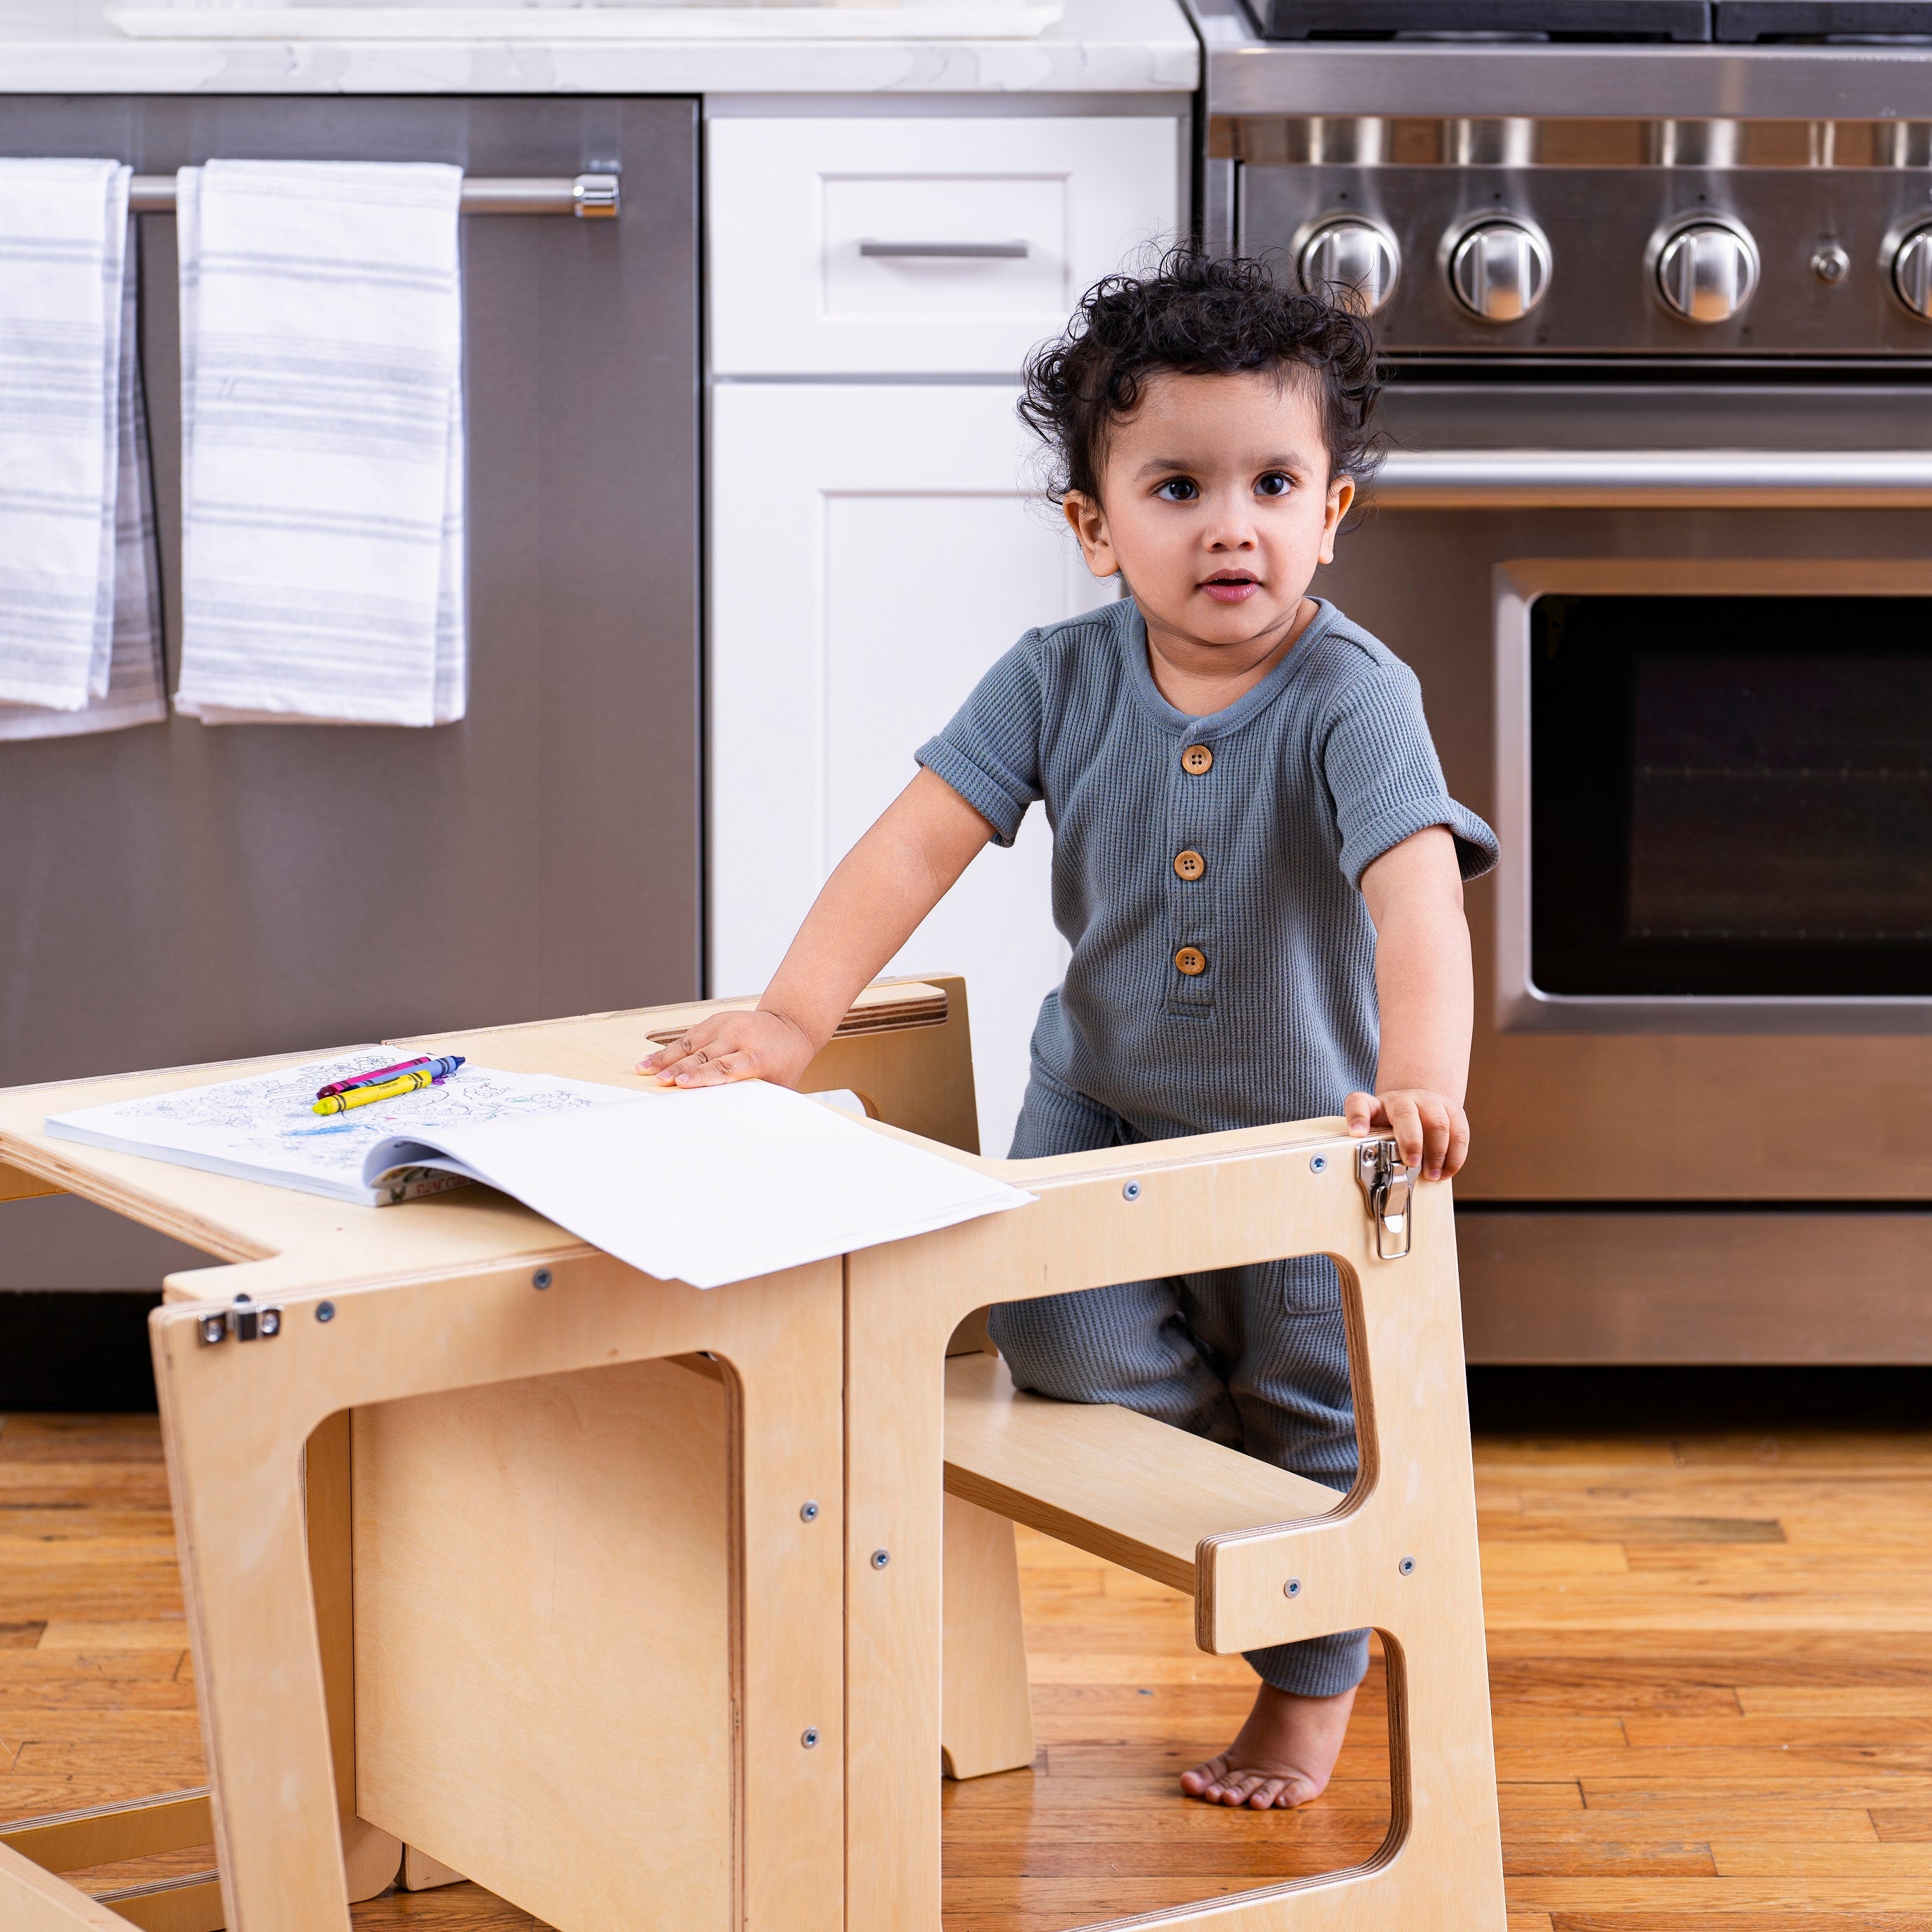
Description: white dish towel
0,159,166,739
173,160,466,727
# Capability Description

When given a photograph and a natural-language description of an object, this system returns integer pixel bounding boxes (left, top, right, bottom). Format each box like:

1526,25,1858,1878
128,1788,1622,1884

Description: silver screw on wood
800,1500,820,1522
532,1269,553,1290
871,1549,891,1569
1398,1555,1417,1577
1283,1577,1302,1598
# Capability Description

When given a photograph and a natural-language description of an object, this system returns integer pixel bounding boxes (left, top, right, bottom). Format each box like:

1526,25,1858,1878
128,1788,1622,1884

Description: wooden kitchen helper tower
0,978,1504,1932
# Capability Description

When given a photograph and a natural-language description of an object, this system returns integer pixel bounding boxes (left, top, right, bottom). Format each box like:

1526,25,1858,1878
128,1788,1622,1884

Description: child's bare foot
1179,1682,1357,1811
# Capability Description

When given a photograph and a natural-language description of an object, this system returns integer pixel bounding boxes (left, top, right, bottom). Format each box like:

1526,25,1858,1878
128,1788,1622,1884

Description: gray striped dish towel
173,160,465,727
0,159,166,739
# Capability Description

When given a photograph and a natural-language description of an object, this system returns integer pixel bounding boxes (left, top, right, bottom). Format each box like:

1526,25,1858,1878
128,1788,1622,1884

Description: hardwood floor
4,1407,1931,1930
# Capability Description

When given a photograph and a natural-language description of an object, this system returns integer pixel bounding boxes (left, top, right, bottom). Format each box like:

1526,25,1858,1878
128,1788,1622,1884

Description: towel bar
127,171,621,218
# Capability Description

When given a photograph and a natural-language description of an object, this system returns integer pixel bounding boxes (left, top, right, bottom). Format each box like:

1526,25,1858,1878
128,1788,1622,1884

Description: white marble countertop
0,0,1198,93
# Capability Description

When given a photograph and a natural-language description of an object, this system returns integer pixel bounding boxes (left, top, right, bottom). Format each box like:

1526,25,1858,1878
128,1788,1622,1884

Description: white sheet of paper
369,1078,1032,1289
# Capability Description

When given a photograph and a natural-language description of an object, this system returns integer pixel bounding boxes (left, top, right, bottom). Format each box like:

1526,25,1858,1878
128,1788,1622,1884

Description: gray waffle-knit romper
917,594,1497,1700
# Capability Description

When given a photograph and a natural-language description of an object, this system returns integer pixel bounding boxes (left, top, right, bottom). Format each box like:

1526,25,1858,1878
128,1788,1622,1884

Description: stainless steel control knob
1297,218,1400,315
1891,223,1932,321
1655,220,1760,324
1448,219,1552,322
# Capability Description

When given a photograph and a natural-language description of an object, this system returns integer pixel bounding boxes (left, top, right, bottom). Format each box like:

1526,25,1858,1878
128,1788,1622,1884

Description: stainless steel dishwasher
1,98,700,1303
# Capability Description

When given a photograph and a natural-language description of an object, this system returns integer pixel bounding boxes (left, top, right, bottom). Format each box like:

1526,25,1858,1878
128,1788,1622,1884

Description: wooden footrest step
942,1353,1342,1599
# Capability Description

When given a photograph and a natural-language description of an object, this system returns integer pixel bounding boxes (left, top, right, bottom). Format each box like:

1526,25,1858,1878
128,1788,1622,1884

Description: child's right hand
639,1009,818,1090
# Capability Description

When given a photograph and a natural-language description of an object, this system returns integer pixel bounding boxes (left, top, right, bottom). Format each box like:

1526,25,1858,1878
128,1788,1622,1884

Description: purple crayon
315,1054,464,1101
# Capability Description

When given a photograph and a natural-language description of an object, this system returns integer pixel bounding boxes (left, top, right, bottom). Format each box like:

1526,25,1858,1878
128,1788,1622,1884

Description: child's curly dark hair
1017,247,1383,504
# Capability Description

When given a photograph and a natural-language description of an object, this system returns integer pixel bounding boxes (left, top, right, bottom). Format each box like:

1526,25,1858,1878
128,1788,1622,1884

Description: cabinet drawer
708,116,1182,375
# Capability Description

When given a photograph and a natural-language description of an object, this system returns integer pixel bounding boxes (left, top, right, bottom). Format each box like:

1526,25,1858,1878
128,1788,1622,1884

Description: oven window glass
1531,593,1932,997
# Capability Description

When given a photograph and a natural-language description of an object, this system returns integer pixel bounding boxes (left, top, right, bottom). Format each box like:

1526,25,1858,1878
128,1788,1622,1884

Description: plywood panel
352,1358,732,1932
944,1353,1342,1595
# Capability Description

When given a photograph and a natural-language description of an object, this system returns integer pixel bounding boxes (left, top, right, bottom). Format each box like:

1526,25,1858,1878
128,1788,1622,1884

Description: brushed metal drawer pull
1373,449,1932,508
858,239,1030,260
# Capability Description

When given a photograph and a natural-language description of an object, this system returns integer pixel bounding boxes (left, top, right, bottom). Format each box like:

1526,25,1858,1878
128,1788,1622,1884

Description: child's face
1063,367,1354,653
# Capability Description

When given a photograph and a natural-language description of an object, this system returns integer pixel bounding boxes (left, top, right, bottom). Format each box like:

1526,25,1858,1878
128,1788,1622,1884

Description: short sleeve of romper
913,634,1047,849
1322,659,1498,887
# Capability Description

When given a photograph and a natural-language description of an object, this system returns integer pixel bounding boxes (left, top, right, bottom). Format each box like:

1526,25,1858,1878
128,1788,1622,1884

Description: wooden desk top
0,979,959,1305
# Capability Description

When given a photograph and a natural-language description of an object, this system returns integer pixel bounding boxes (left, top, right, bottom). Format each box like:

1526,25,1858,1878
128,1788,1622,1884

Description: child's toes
1245,1775,1301,1810
1179,1754,1231,1800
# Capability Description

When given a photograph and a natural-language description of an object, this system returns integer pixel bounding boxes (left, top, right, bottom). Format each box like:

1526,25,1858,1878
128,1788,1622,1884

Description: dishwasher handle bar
1370,449,1932,508
128,171,621,218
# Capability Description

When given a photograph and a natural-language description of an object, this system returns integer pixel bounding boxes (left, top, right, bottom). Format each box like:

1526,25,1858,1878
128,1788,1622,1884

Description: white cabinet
706,109,1179,1151
710,382,1118,1155
708,116,1182,374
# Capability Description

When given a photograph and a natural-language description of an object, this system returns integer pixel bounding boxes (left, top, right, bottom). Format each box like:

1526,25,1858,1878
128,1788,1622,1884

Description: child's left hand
1342,1088,1469,1184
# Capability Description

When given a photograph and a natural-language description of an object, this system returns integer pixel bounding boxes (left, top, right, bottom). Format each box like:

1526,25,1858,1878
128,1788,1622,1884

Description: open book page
364,1078,1033,1290
46,1052,641,1206
46,1053,1031,1282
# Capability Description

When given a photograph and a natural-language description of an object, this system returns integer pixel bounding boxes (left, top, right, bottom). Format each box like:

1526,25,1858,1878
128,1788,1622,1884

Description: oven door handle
1372,449,1932,508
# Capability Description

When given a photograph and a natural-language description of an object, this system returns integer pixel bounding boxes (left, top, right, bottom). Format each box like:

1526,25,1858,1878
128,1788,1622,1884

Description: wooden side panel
940,1495,1035,1782
154,1247,842,1932
401,1846,465,1891
352,1358,732,1932
0,1841,140,1932
93,1873,223,1932
0,1791,210,1873
303,1413,357,1824
849,1123,1507,1932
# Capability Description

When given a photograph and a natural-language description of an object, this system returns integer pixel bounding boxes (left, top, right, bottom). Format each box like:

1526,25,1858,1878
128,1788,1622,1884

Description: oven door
1317,378,1932,1208
1495,554,1932,1032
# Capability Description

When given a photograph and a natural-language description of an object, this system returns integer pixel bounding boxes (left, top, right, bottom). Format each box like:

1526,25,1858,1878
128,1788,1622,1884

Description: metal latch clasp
197,1292,283,1347
1356,1139,1418,1260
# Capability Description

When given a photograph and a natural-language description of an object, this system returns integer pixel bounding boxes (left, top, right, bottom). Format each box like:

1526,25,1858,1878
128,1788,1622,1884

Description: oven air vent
1714,0,1932,37
1248,0,1713,40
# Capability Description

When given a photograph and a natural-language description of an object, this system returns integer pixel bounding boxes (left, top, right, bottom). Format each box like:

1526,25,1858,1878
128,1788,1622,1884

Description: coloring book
45,1052,1032,1288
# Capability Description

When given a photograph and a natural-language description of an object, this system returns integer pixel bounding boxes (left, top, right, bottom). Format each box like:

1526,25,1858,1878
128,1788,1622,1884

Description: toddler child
644,249,1497,1813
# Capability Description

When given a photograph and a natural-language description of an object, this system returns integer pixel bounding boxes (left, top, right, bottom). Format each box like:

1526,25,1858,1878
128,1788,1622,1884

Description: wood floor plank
33,1622,189,1650
1508,1876,1932,1907
1478,1515,1786,1545
1707,1837,1932,1877
1544,1916,1932,1931
1581,1776,1932,1809
1735,1686,1932,1717
1870,1808,1932,1844
350,1883,548,1928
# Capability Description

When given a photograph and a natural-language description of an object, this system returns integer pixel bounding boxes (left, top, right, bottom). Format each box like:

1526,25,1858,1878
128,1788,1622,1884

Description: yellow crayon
312,1068,437,1116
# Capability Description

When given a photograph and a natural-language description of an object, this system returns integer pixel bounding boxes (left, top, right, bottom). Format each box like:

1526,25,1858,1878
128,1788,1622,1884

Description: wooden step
942,1354,1343,1598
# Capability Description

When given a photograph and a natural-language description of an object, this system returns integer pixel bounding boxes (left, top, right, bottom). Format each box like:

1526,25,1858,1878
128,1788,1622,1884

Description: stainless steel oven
1195,10,1932,1358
